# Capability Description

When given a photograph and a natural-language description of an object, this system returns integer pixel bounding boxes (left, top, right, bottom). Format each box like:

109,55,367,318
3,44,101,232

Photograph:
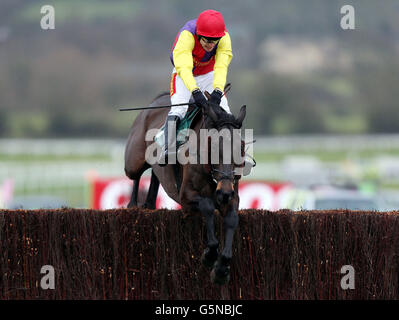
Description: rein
200,113,240,184
214,120,242,129
209,167,235,183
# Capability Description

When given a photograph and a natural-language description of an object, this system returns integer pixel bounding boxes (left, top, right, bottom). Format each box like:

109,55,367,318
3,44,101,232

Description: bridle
209,167,236,184
206,122,242,184
199,103,243,184
213,120,242,129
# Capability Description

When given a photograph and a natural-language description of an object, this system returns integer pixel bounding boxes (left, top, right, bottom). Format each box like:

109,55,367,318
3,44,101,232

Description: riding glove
209,89,223,106
192,89,208,109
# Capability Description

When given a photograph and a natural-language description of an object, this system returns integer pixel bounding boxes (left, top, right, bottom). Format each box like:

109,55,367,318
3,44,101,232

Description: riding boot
159,115,180,166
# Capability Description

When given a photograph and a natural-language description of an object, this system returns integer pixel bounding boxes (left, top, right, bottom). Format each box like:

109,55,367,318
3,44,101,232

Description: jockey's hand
209,89,223,106
192,89,208,109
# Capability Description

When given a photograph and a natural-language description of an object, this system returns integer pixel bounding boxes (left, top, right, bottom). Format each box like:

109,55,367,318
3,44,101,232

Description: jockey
159,9,233,166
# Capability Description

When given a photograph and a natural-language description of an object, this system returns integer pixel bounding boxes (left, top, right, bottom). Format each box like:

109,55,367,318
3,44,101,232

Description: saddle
153,83,255,178
154,83,232,150
154,104,201,150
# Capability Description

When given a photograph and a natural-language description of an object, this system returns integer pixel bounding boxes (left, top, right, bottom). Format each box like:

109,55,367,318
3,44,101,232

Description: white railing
254,134,399,152
3,135,399,156
2,136,399,208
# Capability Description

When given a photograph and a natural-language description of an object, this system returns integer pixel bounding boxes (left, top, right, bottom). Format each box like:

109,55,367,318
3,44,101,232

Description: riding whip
118,83,231,112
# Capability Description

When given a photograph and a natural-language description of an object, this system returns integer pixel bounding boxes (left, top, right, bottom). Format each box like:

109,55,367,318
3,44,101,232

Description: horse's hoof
210,257,231,285
201,248,218,269
210,266,230,285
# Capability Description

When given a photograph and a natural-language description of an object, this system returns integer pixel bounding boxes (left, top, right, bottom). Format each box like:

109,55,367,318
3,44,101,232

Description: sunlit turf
12,184,89,209
3,147,399,209
254,149,399,163
4,148,399,163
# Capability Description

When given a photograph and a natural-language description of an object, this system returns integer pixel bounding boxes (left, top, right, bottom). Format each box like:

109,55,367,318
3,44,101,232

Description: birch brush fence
1,208,399,299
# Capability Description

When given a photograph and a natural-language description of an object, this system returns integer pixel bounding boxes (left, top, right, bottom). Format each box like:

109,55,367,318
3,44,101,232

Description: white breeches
168,68,231,119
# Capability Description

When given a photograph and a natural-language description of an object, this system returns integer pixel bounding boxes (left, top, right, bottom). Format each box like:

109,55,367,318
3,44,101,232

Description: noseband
202,110,242,184
209,167,235,184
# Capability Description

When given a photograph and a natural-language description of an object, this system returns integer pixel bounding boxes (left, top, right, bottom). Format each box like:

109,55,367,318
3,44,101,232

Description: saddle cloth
154,105,201,149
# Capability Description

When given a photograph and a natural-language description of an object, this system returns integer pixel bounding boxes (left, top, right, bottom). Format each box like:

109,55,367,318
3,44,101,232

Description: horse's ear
203,90,218,122
236,105,246,127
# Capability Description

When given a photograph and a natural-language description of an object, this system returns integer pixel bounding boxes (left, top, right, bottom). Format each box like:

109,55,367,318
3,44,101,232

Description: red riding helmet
196,10,226,38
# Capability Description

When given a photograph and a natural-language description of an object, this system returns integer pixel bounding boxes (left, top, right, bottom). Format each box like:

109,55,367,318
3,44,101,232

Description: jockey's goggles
199,36,221,44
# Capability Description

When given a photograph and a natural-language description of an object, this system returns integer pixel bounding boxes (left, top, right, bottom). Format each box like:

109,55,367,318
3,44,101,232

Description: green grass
13,184,89,208
324,115,368,134
4,146,399,164
254,149,399,163
302,74,356,99
7,112,49,137
4,141,399,209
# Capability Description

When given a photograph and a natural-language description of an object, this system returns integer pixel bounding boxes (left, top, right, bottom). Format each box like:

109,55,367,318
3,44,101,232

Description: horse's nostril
222,191,233,203
216,189,234,204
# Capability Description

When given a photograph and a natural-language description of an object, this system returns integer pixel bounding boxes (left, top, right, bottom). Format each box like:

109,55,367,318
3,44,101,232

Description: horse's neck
193,112,206,130
189,115,212,177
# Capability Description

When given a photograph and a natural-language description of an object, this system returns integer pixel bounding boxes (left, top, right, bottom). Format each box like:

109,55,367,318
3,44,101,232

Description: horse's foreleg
197,197,219,268
221,209,239,260
127,179,140,208
211,208,238,285
143,170,160,209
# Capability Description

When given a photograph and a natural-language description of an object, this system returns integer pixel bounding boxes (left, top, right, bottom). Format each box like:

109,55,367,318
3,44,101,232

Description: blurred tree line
1,0,399,137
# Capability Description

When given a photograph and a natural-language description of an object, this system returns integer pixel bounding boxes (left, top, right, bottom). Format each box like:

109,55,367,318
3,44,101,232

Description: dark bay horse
124,92,246,284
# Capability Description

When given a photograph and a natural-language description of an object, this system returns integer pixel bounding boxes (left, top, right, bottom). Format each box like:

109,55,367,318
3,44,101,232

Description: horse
124,91,246,285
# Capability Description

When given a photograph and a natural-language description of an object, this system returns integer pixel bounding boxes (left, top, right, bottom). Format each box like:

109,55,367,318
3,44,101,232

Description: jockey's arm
213,32,233,92
172,30,199,93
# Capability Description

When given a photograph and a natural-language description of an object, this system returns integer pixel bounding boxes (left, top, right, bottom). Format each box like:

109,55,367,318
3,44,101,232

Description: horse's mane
150,91,240,128
207,105,241,129
216,106,237,122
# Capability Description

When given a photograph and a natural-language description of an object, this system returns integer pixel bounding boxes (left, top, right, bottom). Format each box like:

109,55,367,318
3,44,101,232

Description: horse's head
202,101,246,206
